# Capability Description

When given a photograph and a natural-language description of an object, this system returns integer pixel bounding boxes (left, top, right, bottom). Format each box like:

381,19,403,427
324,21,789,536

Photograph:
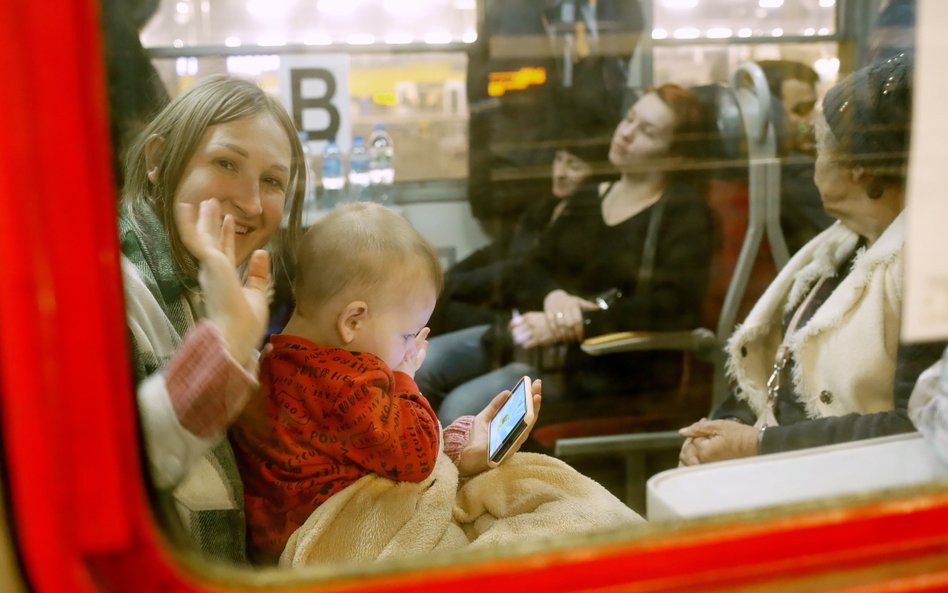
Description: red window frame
1,1,948,592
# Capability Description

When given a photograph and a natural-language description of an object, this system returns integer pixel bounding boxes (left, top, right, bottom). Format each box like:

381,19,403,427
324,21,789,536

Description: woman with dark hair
679,54,947,465
428,120,612,338
418,84,715,424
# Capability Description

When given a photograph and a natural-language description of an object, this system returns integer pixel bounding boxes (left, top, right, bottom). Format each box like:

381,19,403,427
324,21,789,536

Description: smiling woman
118,75,306,563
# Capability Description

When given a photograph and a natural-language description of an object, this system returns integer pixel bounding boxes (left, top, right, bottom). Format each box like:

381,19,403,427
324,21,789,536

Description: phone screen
488,378,528,460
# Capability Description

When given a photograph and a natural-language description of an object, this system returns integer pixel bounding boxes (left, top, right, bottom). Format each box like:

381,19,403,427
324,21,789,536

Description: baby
231,202,454,564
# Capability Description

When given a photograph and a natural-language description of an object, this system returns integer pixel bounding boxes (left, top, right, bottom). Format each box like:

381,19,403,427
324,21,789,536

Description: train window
38,0,943,589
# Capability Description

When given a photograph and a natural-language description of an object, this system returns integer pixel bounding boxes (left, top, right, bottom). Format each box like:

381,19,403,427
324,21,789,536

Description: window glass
150,52,469,182
109,0,948,582
653,0,837,39
140,0,477,47
654,42,840,87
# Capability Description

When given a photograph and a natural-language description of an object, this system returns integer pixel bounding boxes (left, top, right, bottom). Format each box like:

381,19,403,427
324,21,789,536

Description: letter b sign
291,68,339,141
281,54,351,149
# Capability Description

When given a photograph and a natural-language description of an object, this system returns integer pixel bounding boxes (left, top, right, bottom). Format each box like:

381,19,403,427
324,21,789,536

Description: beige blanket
280,452,643,568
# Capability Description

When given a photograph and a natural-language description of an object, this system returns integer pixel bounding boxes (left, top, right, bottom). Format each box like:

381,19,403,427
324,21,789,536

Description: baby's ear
337,300,368,344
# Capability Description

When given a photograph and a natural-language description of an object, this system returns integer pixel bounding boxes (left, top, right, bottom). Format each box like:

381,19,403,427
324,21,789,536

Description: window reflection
104,0,948,580
150,52,469,182
653,42,839,87
653,0,837,39
140,0,477,48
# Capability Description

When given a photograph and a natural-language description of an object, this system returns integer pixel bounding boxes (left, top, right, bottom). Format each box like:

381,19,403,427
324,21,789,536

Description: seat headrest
690,83,749,179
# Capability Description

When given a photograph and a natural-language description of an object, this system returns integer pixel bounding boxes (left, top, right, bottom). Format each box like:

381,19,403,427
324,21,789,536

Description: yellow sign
487,67,547,97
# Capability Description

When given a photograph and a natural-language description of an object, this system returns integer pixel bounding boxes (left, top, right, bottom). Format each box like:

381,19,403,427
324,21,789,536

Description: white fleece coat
726,213,904,422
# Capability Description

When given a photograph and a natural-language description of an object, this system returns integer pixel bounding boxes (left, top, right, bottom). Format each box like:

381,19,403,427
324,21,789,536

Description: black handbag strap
598,180,665,301
636,197,665,299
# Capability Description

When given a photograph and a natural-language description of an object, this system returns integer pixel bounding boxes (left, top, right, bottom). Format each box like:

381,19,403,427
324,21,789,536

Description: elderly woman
679,53,946,465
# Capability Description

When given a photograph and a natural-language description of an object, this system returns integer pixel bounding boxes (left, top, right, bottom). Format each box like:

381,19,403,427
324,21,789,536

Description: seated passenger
428,123,608,342
679,53,947,465
230,203,641,566
119,75,306,563
758,59,836,254
418,84,715,424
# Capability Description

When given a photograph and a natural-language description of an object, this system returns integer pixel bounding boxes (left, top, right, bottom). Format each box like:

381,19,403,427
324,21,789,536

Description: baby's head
292,202,442,369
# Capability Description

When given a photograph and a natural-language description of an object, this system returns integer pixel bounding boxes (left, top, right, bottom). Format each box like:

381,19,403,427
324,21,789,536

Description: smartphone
487,376,536,467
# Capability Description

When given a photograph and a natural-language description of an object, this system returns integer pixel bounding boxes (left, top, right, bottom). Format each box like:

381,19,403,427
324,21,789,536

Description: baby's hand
394,327,430,378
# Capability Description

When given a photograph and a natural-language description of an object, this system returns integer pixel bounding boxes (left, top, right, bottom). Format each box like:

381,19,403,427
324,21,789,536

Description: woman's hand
677,419,759,466
509,311,558,348
174,199,271,367
543,289,599,343
455,378,543,477
395,328,430,379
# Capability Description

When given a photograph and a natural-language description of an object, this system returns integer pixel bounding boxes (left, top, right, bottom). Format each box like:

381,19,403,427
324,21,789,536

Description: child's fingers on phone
531,378,542,397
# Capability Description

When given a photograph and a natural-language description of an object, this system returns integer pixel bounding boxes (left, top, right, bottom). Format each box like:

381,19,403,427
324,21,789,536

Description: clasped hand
677,418,758,466
174,199,271,367
509,289,599,349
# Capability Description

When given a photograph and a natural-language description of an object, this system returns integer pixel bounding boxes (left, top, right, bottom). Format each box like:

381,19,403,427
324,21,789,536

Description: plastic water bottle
368,124,395,204
298,131,318,216
321,137,345,208
348,135,371,202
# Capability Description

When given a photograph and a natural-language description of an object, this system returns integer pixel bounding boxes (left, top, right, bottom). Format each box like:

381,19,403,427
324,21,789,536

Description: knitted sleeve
443,415,475,464
165,320,258,438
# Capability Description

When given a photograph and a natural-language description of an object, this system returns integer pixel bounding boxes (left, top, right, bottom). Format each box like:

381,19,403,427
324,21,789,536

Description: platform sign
279,53,351,153
903,0,948,342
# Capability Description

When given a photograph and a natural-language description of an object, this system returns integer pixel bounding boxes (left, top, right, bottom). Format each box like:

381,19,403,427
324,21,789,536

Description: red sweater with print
230,334,441,564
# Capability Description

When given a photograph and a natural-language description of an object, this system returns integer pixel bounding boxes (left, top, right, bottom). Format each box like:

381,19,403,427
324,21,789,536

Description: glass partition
105,0,947,585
